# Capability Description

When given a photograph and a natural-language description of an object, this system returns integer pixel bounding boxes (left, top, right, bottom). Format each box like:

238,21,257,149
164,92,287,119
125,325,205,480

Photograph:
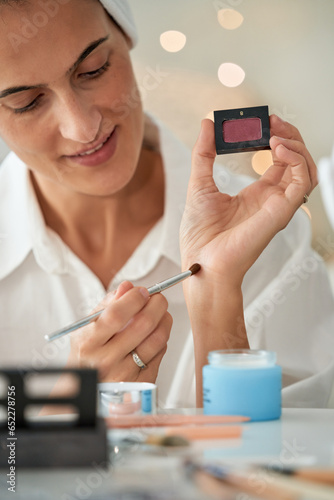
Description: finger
113,281,134,300
132,312,172,381
95,281,134,312
85,286,150,348
136,345,168,382
97,309,171,381
190,118,217,188
110,293,169,357
270,114,304,143
272,143,312,206
270,135,318,191
133,310,172,366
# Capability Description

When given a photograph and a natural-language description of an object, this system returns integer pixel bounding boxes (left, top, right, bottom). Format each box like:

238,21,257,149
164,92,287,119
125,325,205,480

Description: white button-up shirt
1,116,334,409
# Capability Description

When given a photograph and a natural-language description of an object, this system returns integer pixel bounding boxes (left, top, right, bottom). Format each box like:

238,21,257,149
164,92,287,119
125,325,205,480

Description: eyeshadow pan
223,117,262,143
214,105,270,155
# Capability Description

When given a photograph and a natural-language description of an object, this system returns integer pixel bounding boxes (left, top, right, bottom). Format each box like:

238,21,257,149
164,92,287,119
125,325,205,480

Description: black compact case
214,105,271,155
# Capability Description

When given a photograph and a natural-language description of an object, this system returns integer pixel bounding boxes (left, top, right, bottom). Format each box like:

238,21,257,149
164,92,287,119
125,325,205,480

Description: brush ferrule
148,270,191,295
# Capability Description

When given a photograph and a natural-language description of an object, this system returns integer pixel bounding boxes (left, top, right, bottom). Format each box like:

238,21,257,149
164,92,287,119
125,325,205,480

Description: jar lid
208,349,276,367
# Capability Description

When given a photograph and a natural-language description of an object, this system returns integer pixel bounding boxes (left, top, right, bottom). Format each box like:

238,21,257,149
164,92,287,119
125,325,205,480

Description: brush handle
45,266,197,342
147,269,192,295
45,310,104,341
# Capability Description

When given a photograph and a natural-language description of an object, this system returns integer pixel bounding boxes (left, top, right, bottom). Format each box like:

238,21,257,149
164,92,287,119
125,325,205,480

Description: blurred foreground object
318,145,334,230
0,368,107,468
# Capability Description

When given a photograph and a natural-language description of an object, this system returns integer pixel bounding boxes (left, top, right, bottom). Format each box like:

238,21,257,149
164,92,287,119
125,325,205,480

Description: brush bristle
189,263,201,275
146,434,190,447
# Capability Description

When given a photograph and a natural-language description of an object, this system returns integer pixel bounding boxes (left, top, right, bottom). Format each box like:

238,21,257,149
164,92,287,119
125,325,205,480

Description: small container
98,382,157,417
214,105,271,155
203,349,281,421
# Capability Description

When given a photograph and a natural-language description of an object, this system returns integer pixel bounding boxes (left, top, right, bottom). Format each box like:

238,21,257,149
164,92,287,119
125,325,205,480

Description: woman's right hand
67,281,172,383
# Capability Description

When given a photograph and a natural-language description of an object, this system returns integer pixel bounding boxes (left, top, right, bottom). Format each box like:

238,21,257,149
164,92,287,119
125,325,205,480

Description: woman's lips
66,128,118,167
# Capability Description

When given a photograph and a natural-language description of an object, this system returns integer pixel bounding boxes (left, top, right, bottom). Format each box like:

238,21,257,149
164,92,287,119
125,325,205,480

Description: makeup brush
45,263,201,342
121,433,190,448
260,465,334,486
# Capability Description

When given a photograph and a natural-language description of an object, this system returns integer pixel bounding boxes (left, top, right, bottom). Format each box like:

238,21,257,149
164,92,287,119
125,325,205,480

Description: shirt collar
0,152,70,279
0,153,33,280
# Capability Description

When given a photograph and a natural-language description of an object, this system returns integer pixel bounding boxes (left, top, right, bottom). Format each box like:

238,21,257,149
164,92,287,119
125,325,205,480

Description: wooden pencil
189,462,334,500
185,461,298,500
163,425,242,440
261,466,334,486
106,413,249,428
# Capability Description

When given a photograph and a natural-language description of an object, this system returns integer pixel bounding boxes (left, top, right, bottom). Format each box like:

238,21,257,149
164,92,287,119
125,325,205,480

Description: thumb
190,118,217,185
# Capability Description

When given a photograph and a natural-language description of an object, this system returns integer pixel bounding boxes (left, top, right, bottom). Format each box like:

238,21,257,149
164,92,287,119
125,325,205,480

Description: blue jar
203,349,281,421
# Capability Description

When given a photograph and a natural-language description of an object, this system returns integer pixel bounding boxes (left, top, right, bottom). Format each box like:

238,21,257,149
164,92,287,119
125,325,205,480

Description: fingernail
139,287,150,299
277,143,288,152
105,290,116,303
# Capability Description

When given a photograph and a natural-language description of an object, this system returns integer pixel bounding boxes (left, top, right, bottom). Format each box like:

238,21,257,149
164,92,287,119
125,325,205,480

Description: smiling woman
0,0,334,410
0,1,145,196
0,0,169,385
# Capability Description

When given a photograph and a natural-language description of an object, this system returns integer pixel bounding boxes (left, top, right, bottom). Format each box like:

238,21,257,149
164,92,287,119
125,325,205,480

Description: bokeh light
217,9,244,30
301,205,312,219
251,150,273,175
160,30,187,52
218,62,245,87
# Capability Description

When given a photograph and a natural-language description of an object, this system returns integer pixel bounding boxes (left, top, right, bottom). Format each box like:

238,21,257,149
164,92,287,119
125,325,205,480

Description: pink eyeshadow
223,117,262,143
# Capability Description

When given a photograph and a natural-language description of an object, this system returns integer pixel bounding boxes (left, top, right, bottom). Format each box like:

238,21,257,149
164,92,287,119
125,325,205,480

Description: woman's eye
11,61,110,114
81,61,110,79
13,96,43,115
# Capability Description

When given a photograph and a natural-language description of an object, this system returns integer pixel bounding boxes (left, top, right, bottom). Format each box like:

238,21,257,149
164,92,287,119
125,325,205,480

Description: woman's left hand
180,114,318,285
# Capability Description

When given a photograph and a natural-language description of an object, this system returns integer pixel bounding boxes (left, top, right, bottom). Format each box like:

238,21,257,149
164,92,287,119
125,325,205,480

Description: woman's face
0,0,144,196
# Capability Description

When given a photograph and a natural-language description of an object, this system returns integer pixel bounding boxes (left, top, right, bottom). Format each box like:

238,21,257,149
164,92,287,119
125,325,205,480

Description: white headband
99,0,138,47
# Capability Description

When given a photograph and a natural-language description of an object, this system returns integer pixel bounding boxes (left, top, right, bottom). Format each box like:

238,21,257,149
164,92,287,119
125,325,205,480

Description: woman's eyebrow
0,35,110,99
0,84,45,99
67,35,109,75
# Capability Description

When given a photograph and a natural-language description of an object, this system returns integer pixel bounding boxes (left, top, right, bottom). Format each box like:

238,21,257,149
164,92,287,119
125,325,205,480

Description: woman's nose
57,92,102,144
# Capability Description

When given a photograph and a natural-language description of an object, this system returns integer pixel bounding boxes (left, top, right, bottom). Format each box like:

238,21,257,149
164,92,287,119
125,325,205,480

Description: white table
1,409,334,499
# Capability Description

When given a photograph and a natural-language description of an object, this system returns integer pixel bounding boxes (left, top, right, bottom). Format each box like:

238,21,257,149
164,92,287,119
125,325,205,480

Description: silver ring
303,193,309,204
131,350,147,369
